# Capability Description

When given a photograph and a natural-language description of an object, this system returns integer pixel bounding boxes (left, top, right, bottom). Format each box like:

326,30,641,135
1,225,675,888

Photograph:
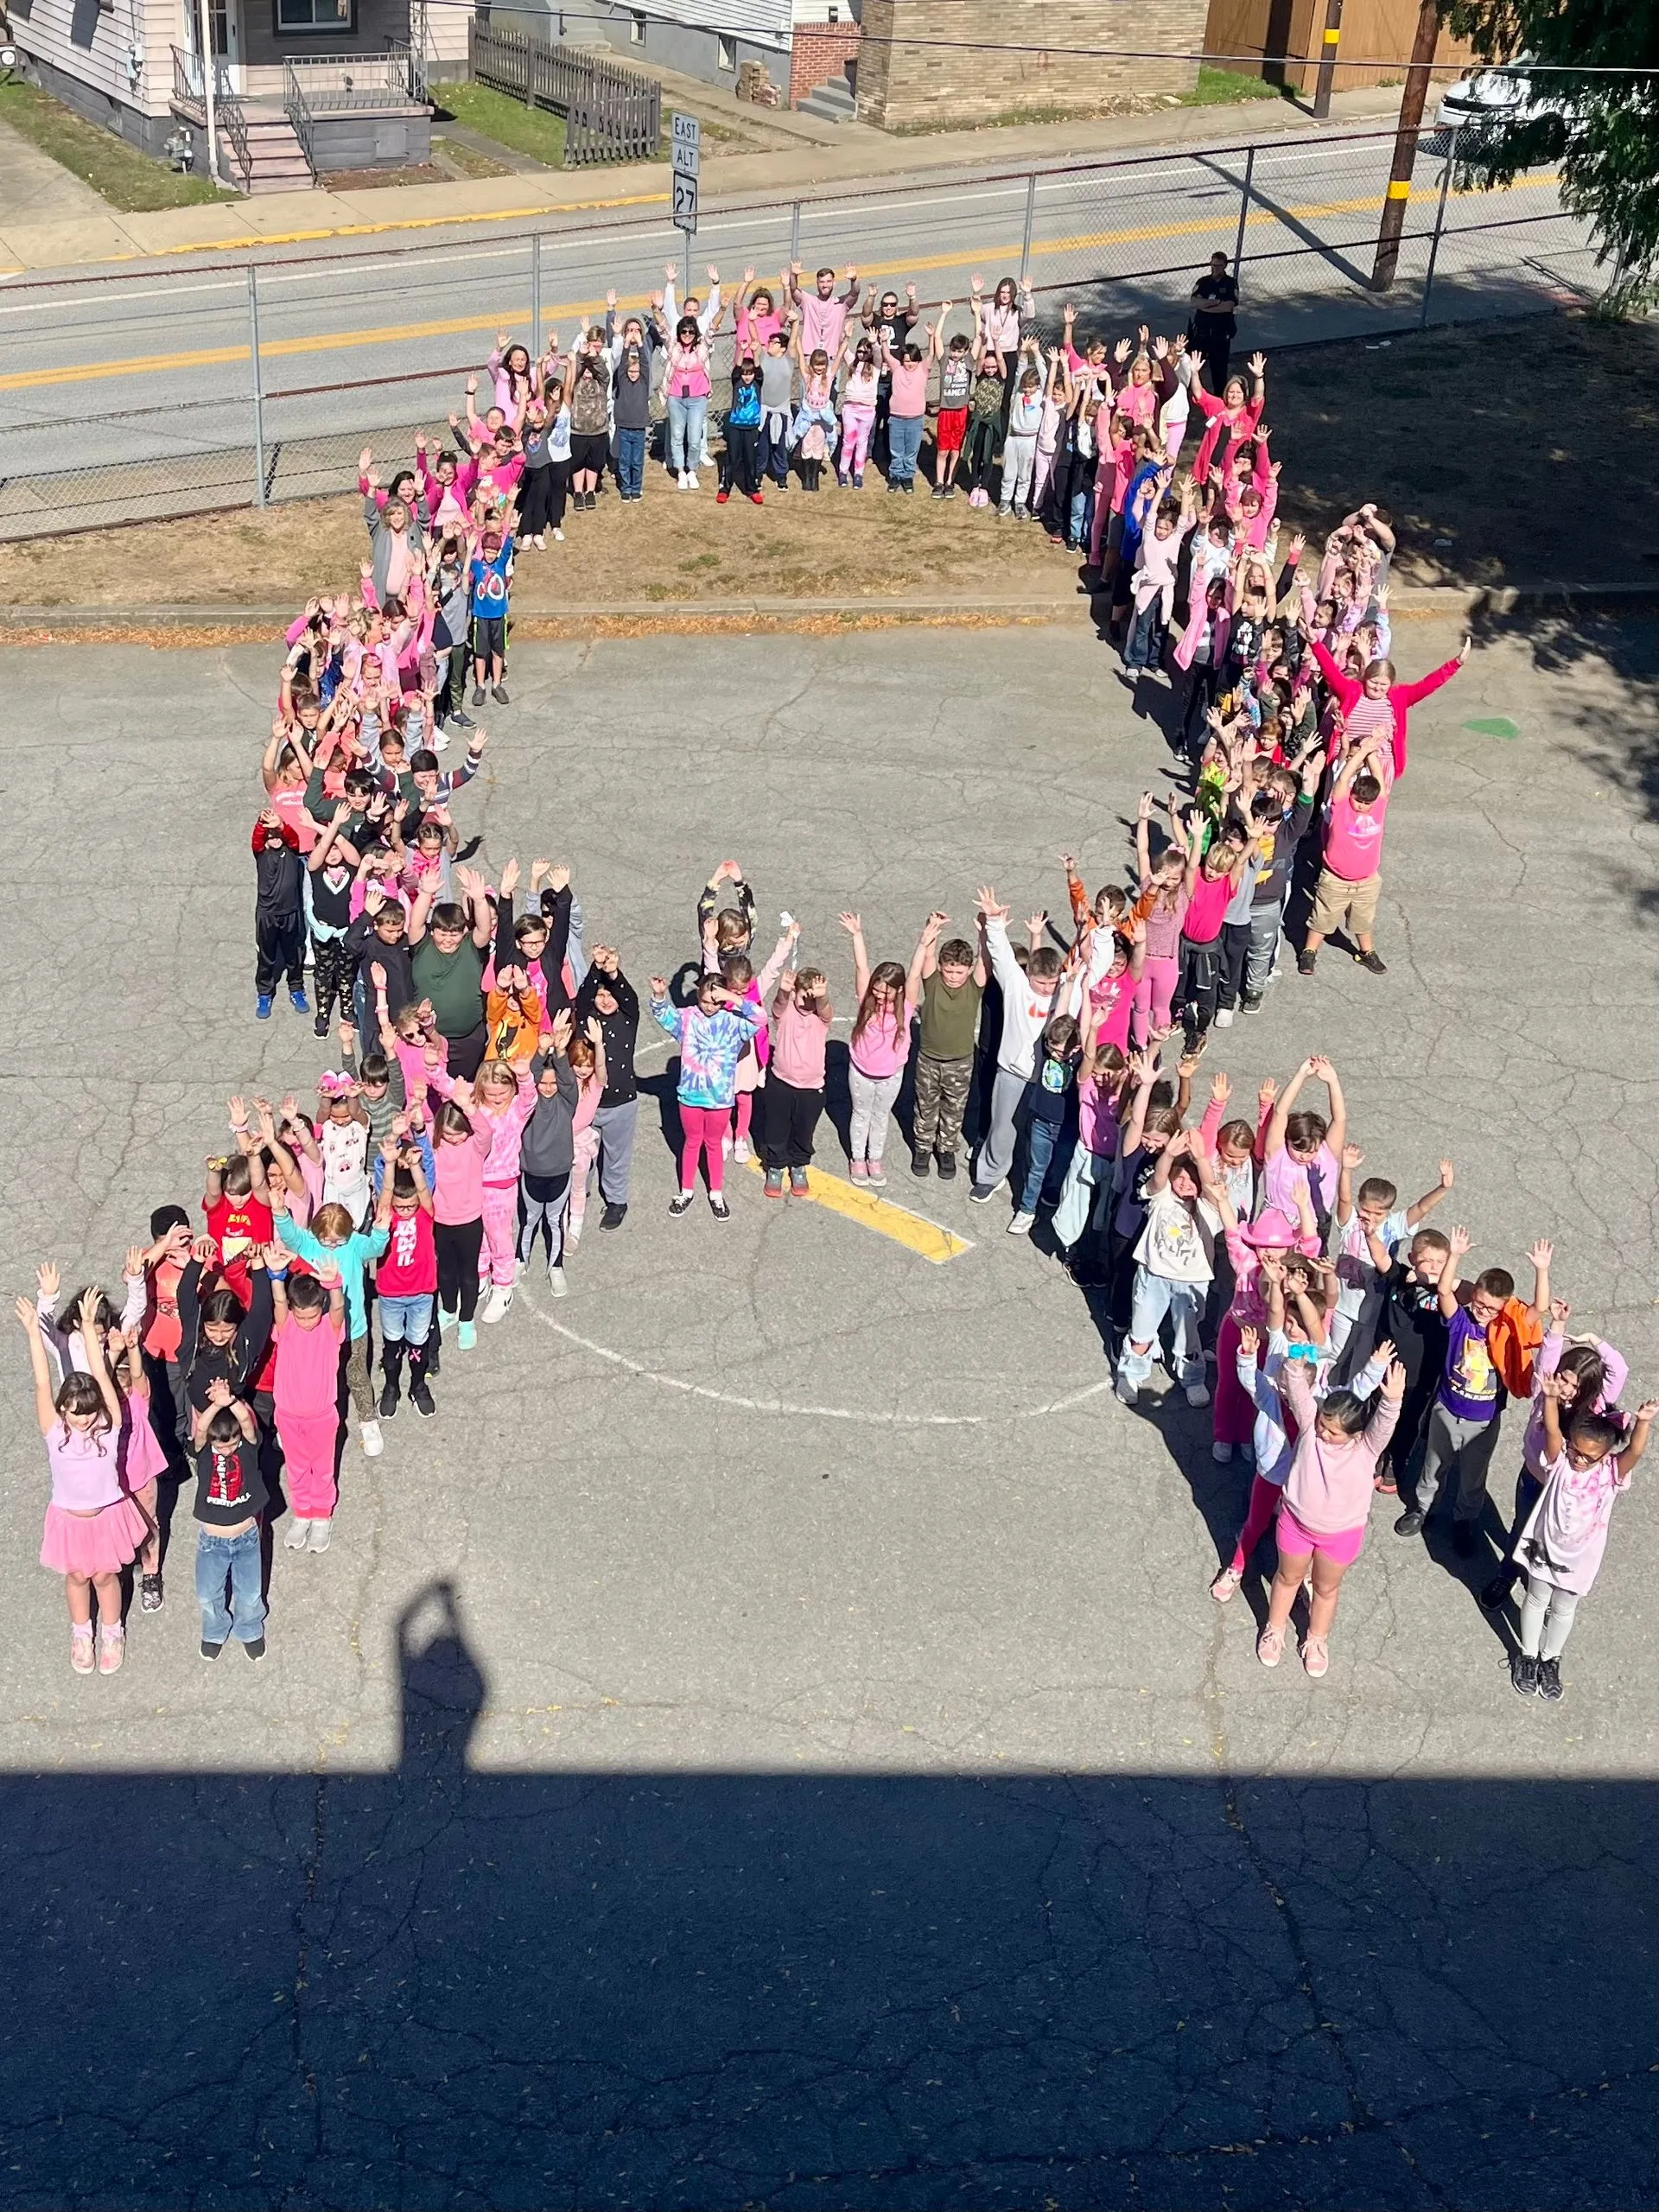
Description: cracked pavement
0,618,1654,2209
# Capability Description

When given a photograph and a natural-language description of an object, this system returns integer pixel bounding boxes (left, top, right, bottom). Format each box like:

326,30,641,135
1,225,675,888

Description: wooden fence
468,20,661,165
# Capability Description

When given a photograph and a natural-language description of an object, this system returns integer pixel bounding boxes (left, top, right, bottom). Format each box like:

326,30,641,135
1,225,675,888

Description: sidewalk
0,85,1404,273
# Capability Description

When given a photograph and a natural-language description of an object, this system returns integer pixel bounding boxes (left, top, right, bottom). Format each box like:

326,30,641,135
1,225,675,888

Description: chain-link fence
0,124,1599,542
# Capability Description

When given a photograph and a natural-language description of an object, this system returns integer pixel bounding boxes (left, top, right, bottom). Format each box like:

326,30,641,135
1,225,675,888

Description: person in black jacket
346,889,415,1035
573,944,639,1230
175,1241,275,1428
251,806,306,1022
493,860,573,1021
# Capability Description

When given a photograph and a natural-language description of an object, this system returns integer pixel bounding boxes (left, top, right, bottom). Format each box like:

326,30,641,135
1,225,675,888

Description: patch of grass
431,135,512,180
0,79,236,210
434,79,568,167
319,163,449,189
1181,66,1286,106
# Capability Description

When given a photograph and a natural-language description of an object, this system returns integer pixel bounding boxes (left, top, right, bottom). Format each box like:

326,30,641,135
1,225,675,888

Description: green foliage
1441,0,1659,294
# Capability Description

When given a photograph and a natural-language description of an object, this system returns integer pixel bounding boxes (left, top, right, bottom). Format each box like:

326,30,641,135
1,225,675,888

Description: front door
188,0,242,97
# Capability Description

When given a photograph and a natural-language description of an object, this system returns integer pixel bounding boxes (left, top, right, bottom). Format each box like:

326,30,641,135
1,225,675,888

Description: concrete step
798,76,855,121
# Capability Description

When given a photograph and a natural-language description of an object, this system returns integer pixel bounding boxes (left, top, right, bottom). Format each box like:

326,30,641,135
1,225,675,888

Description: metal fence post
683,230,691,301
246,263,267,508
531,231,542,359
1232,145,1255,294
790,200,800,265
1019,170,1036,283
1419,127,1456,327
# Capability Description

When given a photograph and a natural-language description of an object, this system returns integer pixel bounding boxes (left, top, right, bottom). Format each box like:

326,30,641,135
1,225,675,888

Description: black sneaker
1452,1521,1477,1559
669,1192,696,1217
378,1380,399,1419
1510,1649,1539,1697
410,1379,436,1418
1478,1571,1512,1611
1356,949,1388,975
140,1573,163,1613
1394,1508,1426,1537
244,1636,266,1662
936,1153,957,1180
472,684,486,705
493,683,509,704
200,1638,225,1662
709,1196,731,1221
1535,1656,1564,1702
448,707,475,730
1240,990,1262,1014
910,1149,931,1179
600,1203,627,1230
1297,950,1317,976
314,1011,331,1039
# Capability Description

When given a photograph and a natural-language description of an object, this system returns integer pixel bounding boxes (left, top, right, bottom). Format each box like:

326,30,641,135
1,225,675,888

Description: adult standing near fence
1187,253,1239,396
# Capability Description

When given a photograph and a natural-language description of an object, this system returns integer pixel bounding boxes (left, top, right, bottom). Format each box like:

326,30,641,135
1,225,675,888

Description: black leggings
722,423,761,496
963,415,1000,493
311,936,359,1029
434,1217,483,1322
519,461,569,536
1177,937,1222,1041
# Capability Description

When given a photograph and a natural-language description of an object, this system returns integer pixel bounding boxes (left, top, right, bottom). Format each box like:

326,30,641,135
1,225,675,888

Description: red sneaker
749,491,764,505
715,489,730,505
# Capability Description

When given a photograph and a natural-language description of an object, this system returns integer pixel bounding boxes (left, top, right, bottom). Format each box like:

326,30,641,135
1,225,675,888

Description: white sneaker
1007,1211,1035,1235
732,1137,752,1165
1211,1440,1233,1462
283,1516,312,1550
699,447,713,467
549,1264,569,1298
308,1517,333,1553
721,1134,734,1159
686,471,700,491
552,527,564,542
1215,1007,1235,1029
482,1284,514,1324
1185,1382,1212,1408
359,1420,383,1459
431,730,450,752
677,471,690,490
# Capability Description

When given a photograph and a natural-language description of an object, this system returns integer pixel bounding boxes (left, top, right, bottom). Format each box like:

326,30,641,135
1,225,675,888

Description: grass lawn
433,80,569,169
1181,66,1287,105
0,79,236,211
1,314,1651,611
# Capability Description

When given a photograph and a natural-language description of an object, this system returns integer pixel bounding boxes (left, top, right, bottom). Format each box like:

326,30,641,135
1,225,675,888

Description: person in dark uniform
1188,251,1239,397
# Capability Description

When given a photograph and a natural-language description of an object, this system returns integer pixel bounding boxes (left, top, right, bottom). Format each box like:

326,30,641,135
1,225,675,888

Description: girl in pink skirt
20,1286,148,1675
112,1314,169,1615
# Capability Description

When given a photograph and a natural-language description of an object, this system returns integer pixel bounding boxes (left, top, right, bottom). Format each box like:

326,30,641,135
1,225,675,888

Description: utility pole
1312,0,1343,120
196,0,218,184
1371,0,1440,290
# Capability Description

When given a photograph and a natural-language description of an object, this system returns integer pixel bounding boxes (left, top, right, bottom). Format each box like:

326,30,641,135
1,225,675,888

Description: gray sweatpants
590,1098,638,1206
1519,1574,1580,1660
974,1067,1027,1192
1413,1402,1502,1524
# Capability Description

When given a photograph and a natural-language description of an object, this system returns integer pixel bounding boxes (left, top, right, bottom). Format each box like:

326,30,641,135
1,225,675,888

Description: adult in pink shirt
1308,627,1471,779
1189,348,1267,485
1258,1353,1405,1676
788,263,861,372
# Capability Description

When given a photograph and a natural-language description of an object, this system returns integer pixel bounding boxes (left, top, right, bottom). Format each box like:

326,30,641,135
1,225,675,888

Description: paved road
0,124,1592,518
0,613,1653,2208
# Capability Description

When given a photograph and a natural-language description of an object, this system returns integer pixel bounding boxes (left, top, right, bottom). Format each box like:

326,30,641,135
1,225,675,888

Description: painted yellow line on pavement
0,172,1560,396
746,1157,972,1263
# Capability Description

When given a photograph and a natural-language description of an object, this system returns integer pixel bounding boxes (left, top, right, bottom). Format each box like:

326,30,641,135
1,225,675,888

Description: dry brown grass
1,311,1652,615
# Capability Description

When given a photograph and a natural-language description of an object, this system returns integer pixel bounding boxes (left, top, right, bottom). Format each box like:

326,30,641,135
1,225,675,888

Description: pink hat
1239,1207,1299,1249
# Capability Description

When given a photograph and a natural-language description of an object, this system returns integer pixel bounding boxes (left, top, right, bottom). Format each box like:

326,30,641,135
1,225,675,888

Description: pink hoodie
1280,1360,1400,1535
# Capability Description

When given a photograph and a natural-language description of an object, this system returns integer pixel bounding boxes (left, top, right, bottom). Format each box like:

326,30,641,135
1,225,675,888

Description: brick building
854,0,1205,130
788,2,860,108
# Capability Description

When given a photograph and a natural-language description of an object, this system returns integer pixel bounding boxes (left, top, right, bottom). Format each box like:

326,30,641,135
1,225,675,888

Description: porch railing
283,61,320,179
467,20,660,166
280,40,426,111
169,43,251,191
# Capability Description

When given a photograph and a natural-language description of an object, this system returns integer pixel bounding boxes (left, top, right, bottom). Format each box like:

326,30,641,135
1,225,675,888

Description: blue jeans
196,1524,266,1645
667,393,707,473
887,412,924,484
379,1293,434,1344
1019,1115,1072,1214
1119,1268,1206,1391
615,425,645,497
1069,482,1094,553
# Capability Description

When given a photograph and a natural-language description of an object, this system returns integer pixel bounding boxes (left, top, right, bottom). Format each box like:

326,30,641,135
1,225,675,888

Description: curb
0,583,1649,646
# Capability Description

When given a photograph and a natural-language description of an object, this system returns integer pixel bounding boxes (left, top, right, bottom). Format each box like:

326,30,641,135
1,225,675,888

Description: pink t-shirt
433,1126,491,1223
47,1425,124,1512
378,1206,437,1297
888,359,930,417
1182,870,1233,945
1090,967,1135,1053
1324,785,1390,881
273,1310,344,1420
849,1002,912,1081
770,994,831,1090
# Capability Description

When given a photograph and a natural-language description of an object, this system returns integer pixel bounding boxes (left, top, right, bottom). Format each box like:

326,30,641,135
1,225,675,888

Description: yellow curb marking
745,1155,971,1263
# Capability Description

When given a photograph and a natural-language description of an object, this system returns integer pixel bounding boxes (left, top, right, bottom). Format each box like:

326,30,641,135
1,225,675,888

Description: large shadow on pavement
1,1579,1651,2211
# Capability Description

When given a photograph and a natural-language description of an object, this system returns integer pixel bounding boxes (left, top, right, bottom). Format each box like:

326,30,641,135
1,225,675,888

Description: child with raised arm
266,1255,347,1554
1510,1376,1655,1701
838,911,921,1187
760,964,833,1199
1115,1128,1235,1407
651,971,763,1220
372,1130,439,1415
909,912,985,1180
969,887,1082,1205
190,1379,269,1661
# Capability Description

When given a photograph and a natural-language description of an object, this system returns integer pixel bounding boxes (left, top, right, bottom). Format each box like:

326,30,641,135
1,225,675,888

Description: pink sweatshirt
769,989,831,1090
432,1124,492,1224
430,1065,536,1187
1280,1361,1400,1535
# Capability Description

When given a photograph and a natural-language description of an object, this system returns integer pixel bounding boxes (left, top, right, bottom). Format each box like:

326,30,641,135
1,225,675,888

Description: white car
1434,60,1572,137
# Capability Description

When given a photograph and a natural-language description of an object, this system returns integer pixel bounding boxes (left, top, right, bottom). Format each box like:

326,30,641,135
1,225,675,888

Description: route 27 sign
671,112,699,233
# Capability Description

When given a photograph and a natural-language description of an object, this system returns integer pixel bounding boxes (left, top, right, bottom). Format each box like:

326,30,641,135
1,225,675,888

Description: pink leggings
731,1090,754,1146
1131,955,1179,1046
480,1181,518,1287
838,404,874,478
277,1407,339,1520
1227,1473,1282,1576
1032,443,1058,512
679,1103,728,1194
1212,1307,1255,1447
567,1123,600,1234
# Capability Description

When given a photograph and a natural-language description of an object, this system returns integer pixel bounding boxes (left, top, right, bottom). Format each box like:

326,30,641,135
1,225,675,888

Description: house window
715,33,734,67
629,10,644,38
276,0,354,33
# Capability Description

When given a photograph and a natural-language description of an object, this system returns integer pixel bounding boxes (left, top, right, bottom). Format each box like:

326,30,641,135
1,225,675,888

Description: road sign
671,113,699,229
672,172,698,232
